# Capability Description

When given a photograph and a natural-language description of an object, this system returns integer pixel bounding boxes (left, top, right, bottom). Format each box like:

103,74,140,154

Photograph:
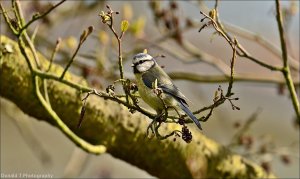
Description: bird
132,52,202,130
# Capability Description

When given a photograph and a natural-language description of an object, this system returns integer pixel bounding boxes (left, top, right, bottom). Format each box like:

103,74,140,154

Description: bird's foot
145,112,164,138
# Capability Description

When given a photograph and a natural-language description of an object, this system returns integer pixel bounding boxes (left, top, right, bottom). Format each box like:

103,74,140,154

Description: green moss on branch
0,35,275,179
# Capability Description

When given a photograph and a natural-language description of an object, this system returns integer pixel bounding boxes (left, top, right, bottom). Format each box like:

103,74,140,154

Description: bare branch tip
56,37,61,44
88,26,94,33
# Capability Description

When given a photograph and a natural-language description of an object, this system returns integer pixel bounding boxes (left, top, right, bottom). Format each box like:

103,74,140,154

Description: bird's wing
141,71,188,106
142,70,202,130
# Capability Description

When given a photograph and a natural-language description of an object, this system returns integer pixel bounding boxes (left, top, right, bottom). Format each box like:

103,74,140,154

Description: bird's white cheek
137,65,148,72
136,61,154,72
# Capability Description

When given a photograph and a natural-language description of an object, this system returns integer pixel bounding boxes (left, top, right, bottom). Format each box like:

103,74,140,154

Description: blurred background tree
1,0,299,178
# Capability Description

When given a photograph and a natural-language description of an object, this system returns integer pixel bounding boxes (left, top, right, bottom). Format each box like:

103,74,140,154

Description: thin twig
17,31,107,155
100,5,128,103
60,42,81,79
6,0,108,155
19,0,66,34
199,11,233,49
106,5,125,80
180,43,239,123
23,31,41,69
200,10,283,72
223,22,299,71
226,41,237,97
0,3,18,35
214,0,298,71
60,26,93,80
82,89,156,120
18,37,34,72
275,0,300,121
168,72,299,85
30,24,40,43
275,1,288,68
12,0,24,27
43,79,51,106
13,0,41,69
34,69,90,92
47,38,61,72
33,76,106,154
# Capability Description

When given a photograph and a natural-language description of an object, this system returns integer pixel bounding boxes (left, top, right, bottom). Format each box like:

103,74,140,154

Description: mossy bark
0,35,275,178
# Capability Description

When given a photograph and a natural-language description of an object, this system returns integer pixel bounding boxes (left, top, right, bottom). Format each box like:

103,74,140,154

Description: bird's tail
179,102,202,130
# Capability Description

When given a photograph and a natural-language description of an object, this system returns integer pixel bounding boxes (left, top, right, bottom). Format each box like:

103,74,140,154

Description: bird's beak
131,64,134,67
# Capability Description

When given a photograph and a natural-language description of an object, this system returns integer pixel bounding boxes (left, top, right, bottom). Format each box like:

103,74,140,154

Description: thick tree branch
0,35,276,178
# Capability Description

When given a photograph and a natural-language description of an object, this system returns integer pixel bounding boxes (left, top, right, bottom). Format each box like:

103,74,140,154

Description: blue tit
132,53,202,130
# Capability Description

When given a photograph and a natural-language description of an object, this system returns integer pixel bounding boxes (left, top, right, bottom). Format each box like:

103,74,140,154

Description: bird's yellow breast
135,73,164,112
135,73,178,114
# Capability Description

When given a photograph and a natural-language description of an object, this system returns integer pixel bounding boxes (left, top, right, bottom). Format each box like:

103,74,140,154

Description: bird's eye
138,60,146,64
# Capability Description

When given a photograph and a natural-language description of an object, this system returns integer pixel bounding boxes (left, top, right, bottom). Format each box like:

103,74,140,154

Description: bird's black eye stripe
138,60,146,64
133,58,154,66
136,59,150,65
